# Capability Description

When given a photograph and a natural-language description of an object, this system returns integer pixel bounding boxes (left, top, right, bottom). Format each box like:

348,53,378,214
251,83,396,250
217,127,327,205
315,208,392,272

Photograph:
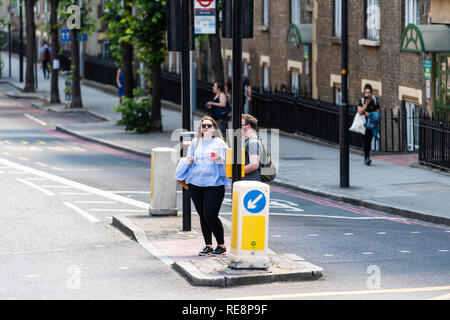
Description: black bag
214,102,232,120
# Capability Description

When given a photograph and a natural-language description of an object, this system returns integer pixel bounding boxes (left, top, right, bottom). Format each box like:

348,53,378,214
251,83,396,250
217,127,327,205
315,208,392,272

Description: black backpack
44,47,51,61
245,136,277,183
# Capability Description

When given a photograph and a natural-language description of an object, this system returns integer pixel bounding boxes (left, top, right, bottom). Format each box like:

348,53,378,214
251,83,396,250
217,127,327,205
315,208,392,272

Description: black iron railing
419,112,450,171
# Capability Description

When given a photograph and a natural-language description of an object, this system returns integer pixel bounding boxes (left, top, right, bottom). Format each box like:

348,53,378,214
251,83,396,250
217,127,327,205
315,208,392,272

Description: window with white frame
334,0,342,37
102,41,111,60
262,64,270,91
227,59,233,78
262,0,270,26
243,61,249,77
365,0,380,41
334,86,342,106
405,0,420,27
405,101,419,151
102,0,110,12
290,71,300,95
291,0,301,28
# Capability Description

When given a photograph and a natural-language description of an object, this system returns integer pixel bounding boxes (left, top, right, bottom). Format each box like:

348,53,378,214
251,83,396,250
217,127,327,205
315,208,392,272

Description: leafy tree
103,0,167,132
102,0,134,100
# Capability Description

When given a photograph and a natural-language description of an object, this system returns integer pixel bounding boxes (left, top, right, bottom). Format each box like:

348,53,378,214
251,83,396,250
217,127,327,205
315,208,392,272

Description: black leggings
188,184,225,246
361,130,374,159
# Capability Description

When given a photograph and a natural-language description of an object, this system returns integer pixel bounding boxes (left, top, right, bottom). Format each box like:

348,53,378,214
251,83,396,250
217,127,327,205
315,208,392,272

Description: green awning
400,24,450,53
287,24,312,45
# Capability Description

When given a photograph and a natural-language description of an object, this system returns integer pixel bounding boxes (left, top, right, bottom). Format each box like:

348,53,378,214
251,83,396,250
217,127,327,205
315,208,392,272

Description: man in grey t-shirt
241,114,262,181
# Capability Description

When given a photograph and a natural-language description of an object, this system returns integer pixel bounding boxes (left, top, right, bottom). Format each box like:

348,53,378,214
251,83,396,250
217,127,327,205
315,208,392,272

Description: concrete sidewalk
1,52,449,286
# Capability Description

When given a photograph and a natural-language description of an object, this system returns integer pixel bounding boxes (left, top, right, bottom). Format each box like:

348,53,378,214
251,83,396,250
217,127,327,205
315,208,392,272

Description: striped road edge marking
224,285,450,300
24,114,47,126
0,157,149,210
16,178,55,196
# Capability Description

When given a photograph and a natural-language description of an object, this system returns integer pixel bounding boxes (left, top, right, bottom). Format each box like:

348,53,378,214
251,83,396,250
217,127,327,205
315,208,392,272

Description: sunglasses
201,123,213,129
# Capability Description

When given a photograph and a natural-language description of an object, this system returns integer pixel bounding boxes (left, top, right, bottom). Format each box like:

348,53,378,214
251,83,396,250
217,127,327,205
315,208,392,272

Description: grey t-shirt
243,135,262,181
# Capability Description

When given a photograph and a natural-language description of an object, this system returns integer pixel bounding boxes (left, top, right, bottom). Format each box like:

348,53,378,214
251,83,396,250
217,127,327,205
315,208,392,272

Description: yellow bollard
226,148,245,178
228,180,270,269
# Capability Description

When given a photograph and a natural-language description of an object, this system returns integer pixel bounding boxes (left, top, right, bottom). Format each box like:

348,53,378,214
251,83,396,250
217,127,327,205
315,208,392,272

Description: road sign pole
232,0,243,184
181,0,194,231
339,0,349,188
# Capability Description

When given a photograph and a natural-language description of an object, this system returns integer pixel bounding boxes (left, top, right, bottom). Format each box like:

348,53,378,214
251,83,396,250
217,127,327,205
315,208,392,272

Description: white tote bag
349,113,366,135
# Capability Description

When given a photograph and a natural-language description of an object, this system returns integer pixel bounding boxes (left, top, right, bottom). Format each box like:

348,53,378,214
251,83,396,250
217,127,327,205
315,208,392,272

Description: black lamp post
339,0,349,188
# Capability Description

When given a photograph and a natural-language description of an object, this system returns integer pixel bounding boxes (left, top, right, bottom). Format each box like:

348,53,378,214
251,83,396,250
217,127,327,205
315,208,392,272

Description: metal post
181,0,193,231
339,0,349,188
19,2,23,83
8,20,11,78
232,0,243,184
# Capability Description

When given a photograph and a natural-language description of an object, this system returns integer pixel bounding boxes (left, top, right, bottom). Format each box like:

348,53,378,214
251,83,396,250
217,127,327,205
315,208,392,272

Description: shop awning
287,24,312,45
400,24,450,53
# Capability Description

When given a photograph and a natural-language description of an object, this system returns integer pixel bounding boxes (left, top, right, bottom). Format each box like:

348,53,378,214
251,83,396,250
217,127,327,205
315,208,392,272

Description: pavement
1,52,449,287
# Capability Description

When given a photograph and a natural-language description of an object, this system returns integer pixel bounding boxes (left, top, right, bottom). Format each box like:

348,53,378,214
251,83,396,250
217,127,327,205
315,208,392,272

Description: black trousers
42,59,50,78
188,184,225,246
361,130,373,159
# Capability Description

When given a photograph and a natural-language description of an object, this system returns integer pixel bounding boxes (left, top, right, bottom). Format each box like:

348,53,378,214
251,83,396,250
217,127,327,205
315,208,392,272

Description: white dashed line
63,202,100,223
438,250,448,252
400,250,411,253
362,252,374,255
344,233,354,236
16,178,54,196
377,232,387,235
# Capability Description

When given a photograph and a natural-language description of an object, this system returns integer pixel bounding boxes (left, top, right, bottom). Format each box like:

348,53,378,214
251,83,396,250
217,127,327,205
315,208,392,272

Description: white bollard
228,180,270,270
149,147,178,216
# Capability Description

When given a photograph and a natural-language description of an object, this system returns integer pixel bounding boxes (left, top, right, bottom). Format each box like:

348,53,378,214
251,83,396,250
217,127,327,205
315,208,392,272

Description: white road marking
377,232,387,235
88,209,148,213
74,201,118,204
362,252,374,255
308,234,319,237
400,250,411,253
438,250,448,252
0,158,150,210
43,185,71,189
228,285,450,300
410,231,421,234
63,202,100,223
24,113,47,126
109,191,149,194
59,192,91,195
16,178,54,196
344,233,354,236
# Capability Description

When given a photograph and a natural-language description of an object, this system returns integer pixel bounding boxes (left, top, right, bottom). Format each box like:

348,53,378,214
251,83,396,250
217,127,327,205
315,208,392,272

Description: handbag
214,102,232,120
174,157,192,190
349,113,366,135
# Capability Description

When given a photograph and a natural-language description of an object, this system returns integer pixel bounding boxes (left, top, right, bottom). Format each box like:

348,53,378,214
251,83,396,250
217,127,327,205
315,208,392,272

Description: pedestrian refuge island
149,147,178,216
229,180,270,270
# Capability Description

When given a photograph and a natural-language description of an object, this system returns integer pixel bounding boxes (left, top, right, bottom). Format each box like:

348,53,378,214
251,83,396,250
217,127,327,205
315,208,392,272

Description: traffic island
112,213,323,288
172,253,323,287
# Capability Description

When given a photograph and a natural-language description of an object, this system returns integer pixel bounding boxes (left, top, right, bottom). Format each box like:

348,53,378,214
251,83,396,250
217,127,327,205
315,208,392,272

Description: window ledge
358,39,380,47
330,37,341,44
259,25,270,32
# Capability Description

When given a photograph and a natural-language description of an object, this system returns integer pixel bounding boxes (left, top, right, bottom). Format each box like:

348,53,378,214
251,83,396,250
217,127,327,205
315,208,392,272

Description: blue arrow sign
243,190,266,214
60,29,71,43
60,29,88,42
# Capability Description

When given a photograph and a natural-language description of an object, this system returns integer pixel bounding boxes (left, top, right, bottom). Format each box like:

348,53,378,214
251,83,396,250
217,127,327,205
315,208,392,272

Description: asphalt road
0,84,449,301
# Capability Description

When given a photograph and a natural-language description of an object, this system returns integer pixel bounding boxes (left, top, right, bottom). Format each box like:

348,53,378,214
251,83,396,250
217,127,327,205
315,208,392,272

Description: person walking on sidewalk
205,82,231,138
185,116,230,256
116,68,125,105
357,84,381,166
40,41,51,79
241,114,262,182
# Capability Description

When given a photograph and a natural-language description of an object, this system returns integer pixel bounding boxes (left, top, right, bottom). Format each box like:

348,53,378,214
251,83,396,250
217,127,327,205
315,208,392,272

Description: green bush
113,90,152,133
